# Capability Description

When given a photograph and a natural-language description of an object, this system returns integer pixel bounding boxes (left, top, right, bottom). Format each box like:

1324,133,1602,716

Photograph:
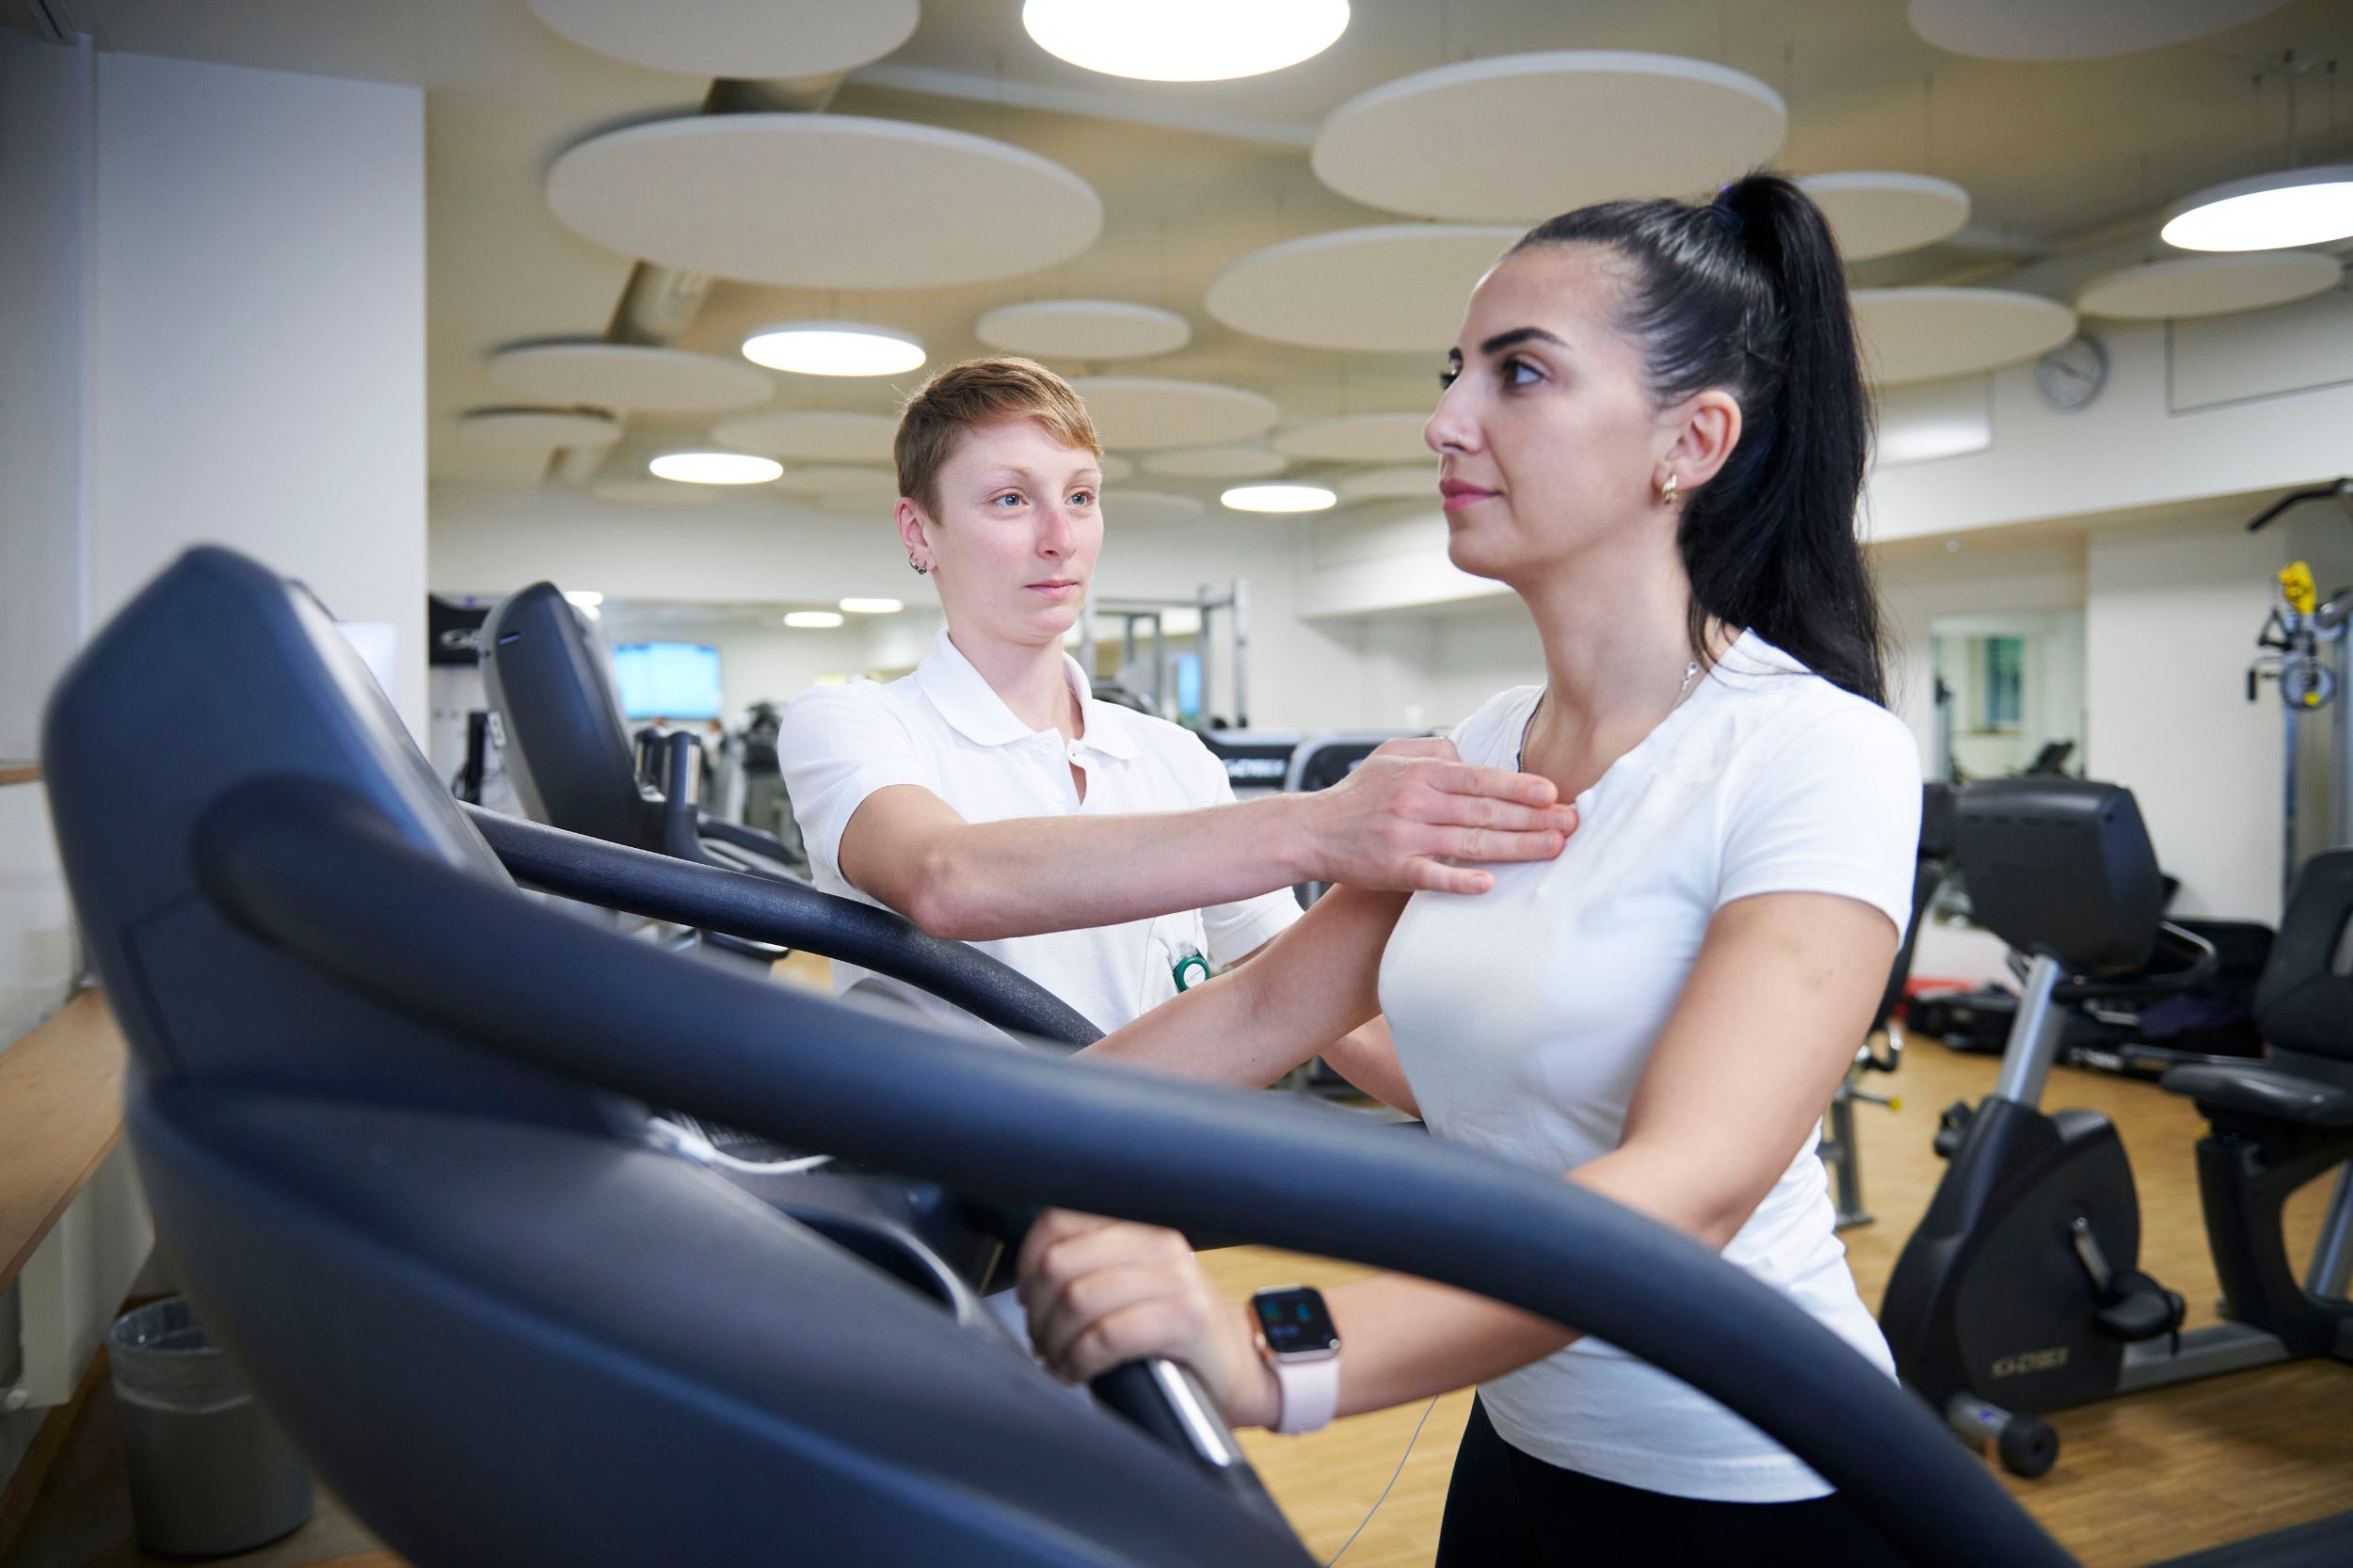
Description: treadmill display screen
612,642,722,720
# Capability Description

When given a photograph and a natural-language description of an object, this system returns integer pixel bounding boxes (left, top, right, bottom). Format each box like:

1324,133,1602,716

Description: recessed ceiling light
1221,483,1337,513
648,452,784,486
783,610,845,629
742,321,926,377
839,598,904,615
2161,165,2353,252
1023,0,1349,82
561,589,605,608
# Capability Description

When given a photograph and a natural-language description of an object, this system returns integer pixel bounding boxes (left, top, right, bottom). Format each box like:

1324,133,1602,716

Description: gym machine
482,580,807,887
2245,479,2353,902
1881,778,2353,1478
1818,783,1957,1229
40,547,2353,1567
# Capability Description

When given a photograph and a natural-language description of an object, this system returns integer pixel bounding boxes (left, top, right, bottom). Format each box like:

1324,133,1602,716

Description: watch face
1255,1287,1339,1357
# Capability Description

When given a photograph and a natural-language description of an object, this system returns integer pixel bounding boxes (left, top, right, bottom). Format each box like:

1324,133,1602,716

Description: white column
88,49,428,737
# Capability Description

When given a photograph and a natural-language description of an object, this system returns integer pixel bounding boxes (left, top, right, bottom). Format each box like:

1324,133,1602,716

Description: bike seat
2159,1064,2353,1128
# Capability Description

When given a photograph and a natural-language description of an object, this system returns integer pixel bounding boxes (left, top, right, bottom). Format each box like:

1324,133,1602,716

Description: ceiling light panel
1022,0,1349,82
743,324,925,378
1222,483,1337,513
2161,168,2353,253
648,452,784,485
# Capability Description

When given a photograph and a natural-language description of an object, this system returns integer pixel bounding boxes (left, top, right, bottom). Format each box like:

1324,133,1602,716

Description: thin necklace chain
1516,653,1709,773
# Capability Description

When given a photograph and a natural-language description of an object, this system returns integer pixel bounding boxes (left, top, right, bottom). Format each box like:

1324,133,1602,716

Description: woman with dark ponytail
1011,173,1918,1561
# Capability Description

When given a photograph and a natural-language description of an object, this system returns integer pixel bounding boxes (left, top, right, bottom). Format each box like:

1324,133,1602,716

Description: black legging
1434,1397,1906,1567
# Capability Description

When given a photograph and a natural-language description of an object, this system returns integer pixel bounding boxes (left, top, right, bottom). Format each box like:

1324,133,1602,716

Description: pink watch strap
1272,1352,1340,1435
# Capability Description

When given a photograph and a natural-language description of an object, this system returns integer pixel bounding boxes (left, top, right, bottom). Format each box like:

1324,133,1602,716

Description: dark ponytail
1512,171,1886,707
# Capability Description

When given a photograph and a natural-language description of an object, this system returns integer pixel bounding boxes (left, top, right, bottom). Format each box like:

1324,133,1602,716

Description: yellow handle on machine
2281,561,2318,617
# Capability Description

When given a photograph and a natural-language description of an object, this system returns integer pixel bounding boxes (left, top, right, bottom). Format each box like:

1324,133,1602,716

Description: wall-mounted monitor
611,641,722,720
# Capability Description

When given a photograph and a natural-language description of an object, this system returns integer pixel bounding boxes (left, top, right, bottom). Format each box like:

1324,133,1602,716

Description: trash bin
107,1298,312,1558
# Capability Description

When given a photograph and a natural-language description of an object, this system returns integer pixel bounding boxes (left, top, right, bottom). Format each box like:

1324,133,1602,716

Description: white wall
0,36,430,1498
432,483,1369,730
90,50,429,735
2082,504,2353,924
0,31,93,766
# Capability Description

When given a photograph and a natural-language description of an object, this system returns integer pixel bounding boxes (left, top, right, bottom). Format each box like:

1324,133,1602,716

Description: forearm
1080,888,1401,1088
1319,1016,1420,1117
1299,1144,1750,1420
1320,1274,1573,1418
1079,963,1320,1089
906,797,1310,940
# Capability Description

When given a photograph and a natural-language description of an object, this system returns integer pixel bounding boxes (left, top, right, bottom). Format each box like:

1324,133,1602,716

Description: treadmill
40,547,2351,1568
482,580,805,884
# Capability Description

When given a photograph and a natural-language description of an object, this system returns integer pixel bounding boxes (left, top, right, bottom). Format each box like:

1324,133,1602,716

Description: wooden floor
1206,1040,2353,1568
8,1013,2346,1566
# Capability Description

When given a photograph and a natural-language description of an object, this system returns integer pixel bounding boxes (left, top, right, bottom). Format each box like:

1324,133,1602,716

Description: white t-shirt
1378,631,1920,1502
781,628,1302,1036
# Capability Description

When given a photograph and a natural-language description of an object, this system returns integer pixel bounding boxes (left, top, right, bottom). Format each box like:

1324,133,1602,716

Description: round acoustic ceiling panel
1108,489,1209,525
1142,446,1286,479
1338,465,1439,503
712,409,899,462
548,116,1103,289
1797,172,1971,262
456,408,618,448
488,342,772,413
1908,0,2290,60
525,0,918,76
1064,378,1279,450
2077,252,2343,321
589,478,722,507
1850,289,2077,385
1273,413,1432,464
1313,53,1785,223
1208,225,1521,352
976,300,1193,360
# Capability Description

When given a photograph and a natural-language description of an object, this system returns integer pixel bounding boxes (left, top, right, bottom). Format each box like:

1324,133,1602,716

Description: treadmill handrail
195,783,2074,1568
461,804,1097,1049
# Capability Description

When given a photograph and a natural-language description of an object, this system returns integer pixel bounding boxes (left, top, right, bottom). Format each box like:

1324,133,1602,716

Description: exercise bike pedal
2092,1274,2186,1346
1931,1098,1976,1160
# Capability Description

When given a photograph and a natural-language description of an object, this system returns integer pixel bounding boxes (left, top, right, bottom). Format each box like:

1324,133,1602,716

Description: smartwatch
1250,1285,1341,1434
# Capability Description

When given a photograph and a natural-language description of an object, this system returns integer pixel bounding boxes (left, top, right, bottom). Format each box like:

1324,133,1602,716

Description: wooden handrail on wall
0,763,40,788
0,992,127,1293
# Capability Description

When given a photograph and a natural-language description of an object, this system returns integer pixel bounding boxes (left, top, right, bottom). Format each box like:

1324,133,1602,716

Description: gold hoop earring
1658,473,1678,508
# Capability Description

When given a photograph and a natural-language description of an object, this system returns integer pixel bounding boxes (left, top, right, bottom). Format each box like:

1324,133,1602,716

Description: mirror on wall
1929,609,2087,785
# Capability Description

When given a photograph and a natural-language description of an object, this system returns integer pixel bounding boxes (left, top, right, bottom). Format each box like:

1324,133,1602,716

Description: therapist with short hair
780,357,1573,1053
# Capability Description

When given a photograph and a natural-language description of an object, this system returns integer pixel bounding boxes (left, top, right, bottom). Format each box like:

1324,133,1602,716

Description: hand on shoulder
1301,736,1576,896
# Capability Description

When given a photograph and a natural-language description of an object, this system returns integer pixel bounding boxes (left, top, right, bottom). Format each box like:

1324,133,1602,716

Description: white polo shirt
780,628,1303,1036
